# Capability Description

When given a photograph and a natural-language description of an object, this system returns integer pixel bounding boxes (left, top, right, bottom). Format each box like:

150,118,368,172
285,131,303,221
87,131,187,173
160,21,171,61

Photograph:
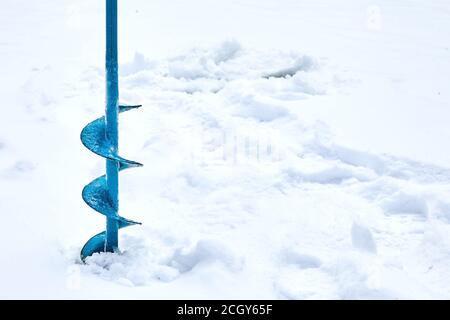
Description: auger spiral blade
80,0,142,262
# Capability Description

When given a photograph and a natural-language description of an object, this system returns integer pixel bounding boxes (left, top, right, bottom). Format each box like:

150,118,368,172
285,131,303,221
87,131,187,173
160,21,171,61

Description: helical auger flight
80,0,142,261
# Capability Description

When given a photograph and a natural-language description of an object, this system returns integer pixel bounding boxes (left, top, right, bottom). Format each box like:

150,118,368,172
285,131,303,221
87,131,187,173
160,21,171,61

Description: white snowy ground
1,0,450,299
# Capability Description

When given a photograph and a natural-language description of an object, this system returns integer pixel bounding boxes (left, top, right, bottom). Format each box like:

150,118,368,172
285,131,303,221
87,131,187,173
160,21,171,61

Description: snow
1,0,450,299
351,222,377,254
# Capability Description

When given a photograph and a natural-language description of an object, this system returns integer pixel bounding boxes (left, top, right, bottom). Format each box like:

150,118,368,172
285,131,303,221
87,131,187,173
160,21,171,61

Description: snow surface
1,0,450,299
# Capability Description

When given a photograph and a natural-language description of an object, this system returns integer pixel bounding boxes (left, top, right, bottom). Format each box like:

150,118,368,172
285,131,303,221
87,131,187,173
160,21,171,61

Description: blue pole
105,0,119,252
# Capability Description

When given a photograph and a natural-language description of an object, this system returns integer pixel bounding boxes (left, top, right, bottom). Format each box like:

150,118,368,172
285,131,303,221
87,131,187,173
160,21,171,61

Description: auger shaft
105,0,119,252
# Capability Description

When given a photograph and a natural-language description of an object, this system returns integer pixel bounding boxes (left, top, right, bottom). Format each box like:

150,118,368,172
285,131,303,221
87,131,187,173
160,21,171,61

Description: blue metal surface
80,0,142,261
105,0,119,253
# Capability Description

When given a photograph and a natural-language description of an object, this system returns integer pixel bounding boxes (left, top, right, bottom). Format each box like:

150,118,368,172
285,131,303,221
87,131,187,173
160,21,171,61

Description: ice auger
80,0,142,261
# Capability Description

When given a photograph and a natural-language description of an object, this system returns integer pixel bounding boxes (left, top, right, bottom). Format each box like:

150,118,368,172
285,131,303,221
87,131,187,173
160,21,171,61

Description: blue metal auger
80,0,142,261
